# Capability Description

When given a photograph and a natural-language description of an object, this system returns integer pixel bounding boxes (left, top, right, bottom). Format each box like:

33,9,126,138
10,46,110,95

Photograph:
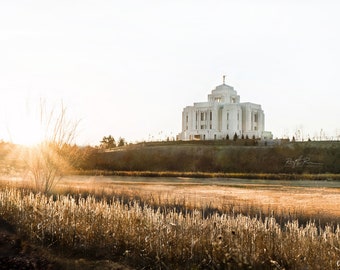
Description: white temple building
178,77,269,141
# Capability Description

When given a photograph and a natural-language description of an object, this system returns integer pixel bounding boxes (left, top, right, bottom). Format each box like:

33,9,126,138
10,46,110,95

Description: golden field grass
55,176,340,220
0,175,340,269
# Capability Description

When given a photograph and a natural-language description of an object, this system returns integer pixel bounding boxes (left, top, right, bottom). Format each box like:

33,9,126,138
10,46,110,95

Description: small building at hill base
178,78,272,141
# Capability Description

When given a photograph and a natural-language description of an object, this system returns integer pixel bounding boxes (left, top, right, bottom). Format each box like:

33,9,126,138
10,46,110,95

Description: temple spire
223,75,226,84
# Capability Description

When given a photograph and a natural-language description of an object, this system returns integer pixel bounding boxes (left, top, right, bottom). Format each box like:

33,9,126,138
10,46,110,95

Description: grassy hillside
85,140,340,174
1,140,339,176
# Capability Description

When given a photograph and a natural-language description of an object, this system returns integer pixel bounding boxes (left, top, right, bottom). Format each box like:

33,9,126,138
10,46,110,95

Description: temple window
201,112,205,121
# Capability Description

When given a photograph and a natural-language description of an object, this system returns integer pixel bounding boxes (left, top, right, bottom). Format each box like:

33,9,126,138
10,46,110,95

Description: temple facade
178,78,267,141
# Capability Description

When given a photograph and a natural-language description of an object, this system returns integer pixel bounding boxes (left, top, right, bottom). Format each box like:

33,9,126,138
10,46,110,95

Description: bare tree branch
24,100,82,193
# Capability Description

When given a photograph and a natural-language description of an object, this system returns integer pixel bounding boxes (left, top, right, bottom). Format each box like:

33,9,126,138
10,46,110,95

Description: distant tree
100,135,116,149
118,137,126,147
226,134,229,140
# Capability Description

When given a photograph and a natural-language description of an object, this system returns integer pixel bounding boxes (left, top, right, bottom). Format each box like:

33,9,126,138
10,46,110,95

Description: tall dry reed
0,187,339,269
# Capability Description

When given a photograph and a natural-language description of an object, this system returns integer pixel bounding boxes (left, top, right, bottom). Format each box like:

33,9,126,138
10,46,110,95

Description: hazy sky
1,1,339,145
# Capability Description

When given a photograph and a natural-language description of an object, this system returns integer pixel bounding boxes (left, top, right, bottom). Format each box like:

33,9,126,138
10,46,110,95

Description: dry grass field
56,176,340,221
0,175,340,269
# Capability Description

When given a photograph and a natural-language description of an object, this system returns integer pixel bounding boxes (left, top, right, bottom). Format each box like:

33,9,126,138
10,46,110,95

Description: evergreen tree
100,135,116,149
118,137,126,147
233,132,238,141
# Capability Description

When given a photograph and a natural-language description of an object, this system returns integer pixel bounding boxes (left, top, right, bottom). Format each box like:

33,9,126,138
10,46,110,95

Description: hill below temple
85,140,340,175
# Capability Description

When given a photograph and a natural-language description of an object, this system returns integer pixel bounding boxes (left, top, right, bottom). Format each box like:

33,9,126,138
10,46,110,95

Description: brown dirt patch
0,217,133,270
0,217,57,269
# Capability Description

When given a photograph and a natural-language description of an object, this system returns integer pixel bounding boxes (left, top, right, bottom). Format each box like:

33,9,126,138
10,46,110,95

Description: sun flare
2,95,75,147
1,95,46,147
10,116,44,146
